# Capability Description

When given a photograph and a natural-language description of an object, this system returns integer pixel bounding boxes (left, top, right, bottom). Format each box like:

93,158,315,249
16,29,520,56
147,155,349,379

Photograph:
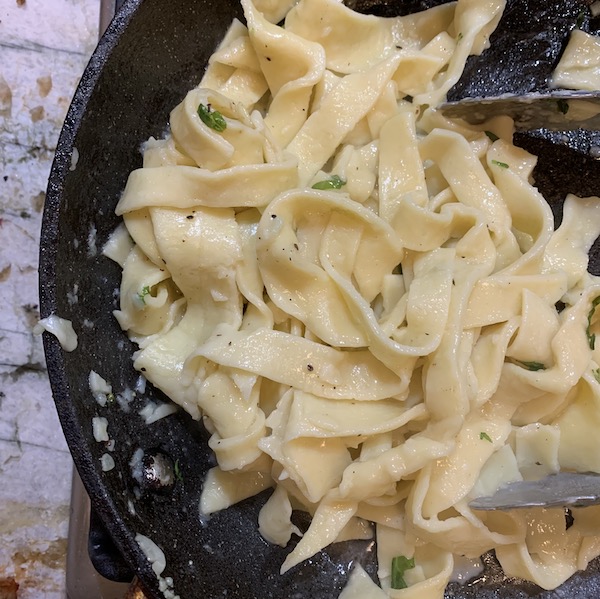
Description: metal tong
469,473,600,511
441,91,600,131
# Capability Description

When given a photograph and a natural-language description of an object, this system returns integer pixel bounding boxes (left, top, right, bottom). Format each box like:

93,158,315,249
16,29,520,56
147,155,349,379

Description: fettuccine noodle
111,0,600,595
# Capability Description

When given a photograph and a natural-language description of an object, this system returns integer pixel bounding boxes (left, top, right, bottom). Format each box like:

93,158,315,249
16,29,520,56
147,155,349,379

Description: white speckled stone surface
0,0,99,596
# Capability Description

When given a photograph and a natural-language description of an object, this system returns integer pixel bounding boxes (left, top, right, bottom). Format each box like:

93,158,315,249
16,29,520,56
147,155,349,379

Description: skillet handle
88,507,134,583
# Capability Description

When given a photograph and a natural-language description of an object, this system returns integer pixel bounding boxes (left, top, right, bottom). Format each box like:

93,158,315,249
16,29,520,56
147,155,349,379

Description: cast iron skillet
40,0,600,597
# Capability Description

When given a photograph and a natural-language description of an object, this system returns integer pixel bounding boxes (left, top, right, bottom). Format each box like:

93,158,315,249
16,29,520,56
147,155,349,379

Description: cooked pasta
110,0,600,596
552,28,600,91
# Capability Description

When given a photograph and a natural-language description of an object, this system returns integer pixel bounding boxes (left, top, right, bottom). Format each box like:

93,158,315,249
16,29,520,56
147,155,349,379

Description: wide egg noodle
200,466,273,515
284,0,455,75
412,0,506,107
286,53,406,185
551,29,600,92
187,325,407,401
113,245,181,341
115,159,298,214
242,0,326,147
513,423,560,480
256,188,405,347
258,485,303,546
495,508,589,590
339,563,389,599
378,108,428,221
108,0,600,596
170,88,267,170
200,19,270,109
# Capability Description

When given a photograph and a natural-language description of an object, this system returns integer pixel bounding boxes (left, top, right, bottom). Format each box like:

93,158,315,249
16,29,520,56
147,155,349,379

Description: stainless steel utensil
469,472,600,510
441,91,600,131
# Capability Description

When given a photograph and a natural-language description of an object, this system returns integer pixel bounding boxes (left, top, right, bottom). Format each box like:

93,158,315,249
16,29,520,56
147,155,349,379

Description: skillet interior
40,0,600,597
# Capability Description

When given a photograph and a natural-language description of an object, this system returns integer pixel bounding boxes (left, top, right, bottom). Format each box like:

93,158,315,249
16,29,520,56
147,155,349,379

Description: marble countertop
0,0,100,596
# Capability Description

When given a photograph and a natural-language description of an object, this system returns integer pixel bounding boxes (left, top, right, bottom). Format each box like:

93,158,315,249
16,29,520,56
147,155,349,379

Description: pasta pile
111,0,600,596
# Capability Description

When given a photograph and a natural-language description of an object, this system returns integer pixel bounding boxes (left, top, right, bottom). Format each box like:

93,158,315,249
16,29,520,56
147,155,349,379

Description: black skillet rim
39,0,149,586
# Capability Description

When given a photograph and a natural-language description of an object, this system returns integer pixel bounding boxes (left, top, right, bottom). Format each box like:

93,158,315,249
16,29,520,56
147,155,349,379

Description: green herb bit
485,130,499,142
391,555,415,590
593,368,600,384
479,431,493,443
457,32,464,42
518,361,547,372
137,285,151,305
197,103,227,132
588,330,596,350
557,99,569,115
106,392,116,405
311,174,346,190
174,458,184,483
587,296,600,350
491,159,509,169
576,9,586,29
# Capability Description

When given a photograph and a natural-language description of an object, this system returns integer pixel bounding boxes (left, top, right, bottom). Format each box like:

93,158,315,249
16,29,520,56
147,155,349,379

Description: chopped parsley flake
312,174,346,190
197,103,227,132
491,160,509,169
391,555,415,589
485,130,499,142
594,368,600,384
557,99,569,115
517,361,547,371
137,285,151,305
479,431,493,443
174,459,184,482
587,296,600,349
